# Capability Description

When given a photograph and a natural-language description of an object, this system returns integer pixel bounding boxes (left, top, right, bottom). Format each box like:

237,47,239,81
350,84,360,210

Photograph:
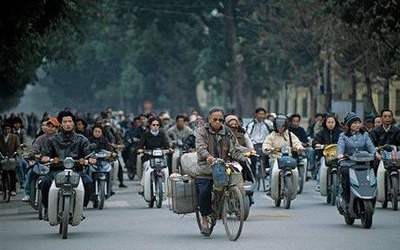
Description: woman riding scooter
313,114,342,192
137,117,172,195
336,112,379,207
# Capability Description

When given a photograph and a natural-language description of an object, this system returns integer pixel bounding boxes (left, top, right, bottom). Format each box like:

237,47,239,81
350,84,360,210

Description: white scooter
139,149,170,208
318,144,339,206
269,146,299,209
48,157,87,239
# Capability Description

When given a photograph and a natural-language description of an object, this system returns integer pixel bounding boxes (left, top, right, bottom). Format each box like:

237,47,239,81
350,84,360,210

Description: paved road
1,176,400,250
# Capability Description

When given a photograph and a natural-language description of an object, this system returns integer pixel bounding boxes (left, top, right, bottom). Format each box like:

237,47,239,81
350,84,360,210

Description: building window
396,89,400,116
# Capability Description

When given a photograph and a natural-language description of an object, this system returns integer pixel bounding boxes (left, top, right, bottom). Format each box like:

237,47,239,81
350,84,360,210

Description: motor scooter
318,144,339,205
87,149,114,209
377,145,400,211
337,151,376,229
139,149,170,208
269,146,299,209
47,157,87,239
27,159,50,219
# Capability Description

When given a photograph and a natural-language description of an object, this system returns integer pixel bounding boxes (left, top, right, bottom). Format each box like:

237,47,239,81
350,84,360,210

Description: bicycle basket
323,144,337,163
212,160,228,188
0,158,17,171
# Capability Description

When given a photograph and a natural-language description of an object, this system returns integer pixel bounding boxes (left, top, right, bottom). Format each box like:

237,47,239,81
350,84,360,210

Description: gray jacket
195,123,246,177
337,131,376,157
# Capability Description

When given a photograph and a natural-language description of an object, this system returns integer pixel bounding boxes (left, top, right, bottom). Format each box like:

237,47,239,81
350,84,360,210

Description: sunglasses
151,123,160,127
212,118,224,122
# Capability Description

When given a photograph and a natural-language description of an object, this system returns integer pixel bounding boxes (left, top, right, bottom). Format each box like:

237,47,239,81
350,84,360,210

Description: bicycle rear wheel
222,186,244,241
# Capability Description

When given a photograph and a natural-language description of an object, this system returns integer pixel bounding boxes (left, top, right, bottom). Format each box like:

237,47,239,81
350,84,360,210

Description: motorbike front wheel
361,200,374,229
155,177,164,208
297,166,305,194
61,196,70,239
330,173,338,206
98,180,106,210
283,176,292,209
38,190,44,220
390,175,398,211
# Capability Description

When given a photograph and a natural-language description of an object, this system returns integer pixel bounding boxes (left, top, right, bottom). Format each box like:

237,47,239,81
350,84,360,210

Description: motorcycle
25,157,50,219
241,158,256,221
123,137,139,180
269,146,299,209
377,145,400,211
47,157,88,239
318,144,339,206
337,151,376,229
138,149,170,208
87,149,114,210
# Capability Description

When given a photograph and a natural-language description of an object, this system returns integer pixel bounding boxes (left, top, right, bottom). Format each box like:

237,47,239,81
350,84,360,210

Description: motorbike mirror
383,145,394,152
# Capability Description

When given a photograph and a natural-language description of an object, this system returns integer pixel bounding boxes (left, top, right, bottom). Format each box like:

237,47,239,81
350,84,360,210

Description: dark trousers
1,170,17,192
117,159,124,184
197,178,213,217
40,171,93,208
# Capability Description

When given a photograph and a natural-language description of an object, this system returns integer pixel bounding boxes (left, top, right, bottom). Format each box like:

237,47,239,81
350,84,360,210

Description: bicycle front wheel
222,186,244,241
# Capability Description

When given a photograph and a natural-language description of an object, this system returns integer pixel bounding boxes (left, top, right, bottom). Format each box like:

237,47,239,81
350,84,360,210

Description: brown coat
0,133,20,158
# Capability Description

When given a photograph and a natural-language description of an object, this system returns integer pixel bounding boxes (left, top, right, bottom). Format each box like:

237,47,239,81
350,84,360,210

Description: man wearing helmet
262,115,305,183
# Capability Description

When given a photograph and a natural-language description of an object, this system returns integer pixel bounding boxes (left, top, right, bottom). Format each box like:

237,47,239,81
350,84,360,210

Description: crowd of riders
1,105,400,219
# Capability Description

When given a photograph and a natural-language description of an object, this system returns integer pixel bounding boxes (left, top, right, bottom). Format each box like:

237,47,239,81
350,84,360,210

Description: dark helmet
273,114,289,131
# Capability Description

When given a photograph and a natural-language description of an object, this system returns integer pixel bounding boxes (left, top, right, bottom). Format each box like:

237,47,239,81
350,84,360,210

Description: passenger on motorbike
166,115,194,173
195,107,247,236
336,112,378,205
137,117,172,195
40,110,96,214
22,117,59,202
225,114,255,203
312,114,342,190
88,125,117,195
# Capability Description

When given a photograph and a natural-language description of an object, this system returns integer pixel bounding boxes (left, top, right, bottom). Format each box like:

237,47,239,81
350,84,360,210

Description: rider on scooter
262,115,304,180
22,117,59,202
40,110,96,216
137,117,172,195
336,112,379,206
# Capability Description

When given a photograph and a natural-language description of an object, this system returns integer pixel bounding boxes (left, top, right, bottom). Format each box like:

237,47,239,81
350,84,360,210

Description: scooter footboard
48,182,60,226
71,179,84,226
319,157,328,196
290,168,299,200
377,161,386,202
270,160,280,200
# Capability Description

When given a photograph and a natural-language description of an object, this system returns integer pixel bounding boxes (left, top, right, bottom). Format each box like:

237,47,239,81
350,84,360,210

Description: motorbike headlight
63,157,75,169
55,171,80,187
152,150,163,157
281,146,291,155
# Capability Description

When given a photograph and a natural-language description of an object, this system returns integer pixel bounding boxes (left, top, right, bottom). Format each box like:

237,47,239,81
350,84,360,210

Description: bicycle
0,152,18,202
195,159,245,241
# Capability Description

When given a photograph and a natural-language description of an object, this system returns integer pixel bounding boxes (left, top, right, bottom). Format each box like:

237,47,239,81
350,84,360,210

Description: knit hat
364,114,374,122
225,115,239,125
344,112,361,126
